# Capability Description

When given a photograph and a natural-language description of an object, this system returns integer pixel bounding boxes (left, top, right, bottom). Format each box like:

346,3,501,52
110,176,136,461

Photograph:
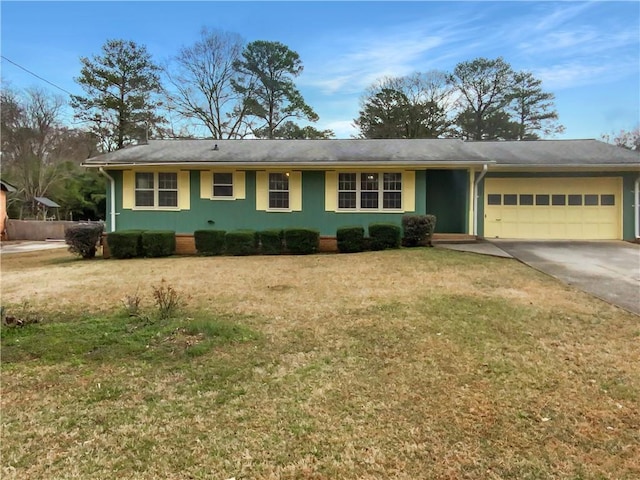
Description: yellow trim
123,166,184,172
124,170,188,211
325,170,413,212
178,171,190,210
255,170,301,212
200,171,212,199
256,171,268,211
402,170,415,212
122,170,134,209
325,171,337,211
234,171,246,199
200,170,246,200
290,171,302,211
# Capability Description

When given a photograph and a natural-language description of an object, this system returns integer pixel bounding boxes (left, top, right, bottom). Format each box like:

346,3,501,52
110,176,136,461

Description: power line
1,55,74,96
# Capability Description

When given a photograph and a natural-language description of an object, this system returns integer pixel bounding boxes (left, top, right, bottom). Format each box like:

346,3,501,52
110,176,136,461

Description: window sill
208,196,237,201
132,207,180,211
266,208,293,213
335,209,404,213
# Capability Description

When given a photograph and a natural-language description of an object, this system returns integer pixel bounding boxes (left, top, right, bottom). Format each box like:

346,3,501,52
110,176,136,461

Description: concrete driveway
491,240,640,315
0,241,67,255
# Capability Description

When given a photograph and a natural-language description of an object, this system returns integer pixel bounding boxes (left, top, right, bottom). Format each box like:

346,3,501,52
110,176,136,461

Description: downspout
635,175,640,240
473,164,489,237
98,167,116,232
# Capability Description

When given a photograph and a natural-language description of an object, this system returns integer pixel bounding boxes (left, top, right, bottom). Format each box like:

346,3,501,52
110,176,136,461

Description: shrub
152,279,182,320
368,223,401,250
122,289,142,317
259,229,284,255
284,228,319,255
194,229,226,256
141,230,176,258
225,230,258,256
336,226,365,253
1,302,42,328
107,230,145,258
402,214,437,247
65,223,104,259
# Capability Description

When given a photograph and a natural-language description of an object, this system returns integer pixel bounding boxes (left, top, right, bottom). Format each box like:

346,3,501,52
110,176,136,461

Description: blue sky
1,1,639,139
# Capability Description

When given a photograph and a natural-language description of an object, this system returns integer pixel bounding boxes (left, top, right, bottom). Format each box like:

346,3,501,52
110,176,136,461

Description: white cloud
518,28,638,56
532,2,596,32
302,33,445,95
320,119,359,139
534,61,637,90
298,11,491,96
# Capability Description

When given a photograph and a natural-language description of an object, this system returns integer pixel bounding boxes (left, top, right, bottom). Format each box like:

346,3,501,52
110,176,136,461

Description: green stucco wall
477,171,638,240
105,169,636,240
108,170,428,236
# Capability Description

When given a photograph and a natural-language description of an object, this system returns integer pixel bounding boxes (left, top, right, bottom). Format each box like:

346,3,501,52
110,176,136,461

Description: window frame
268,172,290,210
336,171,403,212
212,172,235,199
134,171,179,209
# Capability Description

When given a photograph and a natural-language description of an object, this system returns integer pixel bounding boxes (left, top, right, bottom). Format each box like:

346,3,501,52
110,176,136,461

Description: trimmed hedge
284,228,319,255
141,230,176,257
194,229,226,256
65,223,104,259
336,226,365,253
107,230,145,258
368,223,401,251
259,229,284,255
225,230,258,256
402,214,437,247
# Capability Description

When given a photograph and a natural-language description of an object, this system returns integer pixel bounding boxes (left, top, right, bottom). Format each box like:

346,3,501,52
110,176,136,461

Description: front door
425,170,468,233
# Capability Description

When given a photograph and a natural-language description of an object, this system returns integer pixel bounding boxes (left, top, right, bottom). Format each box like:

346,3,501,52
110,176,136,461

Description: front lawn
1,248,638,479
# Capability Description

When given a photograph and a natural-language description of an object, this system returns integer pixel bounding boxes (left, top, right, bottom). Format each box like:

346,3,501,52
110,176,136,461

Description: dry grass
1,248,639,479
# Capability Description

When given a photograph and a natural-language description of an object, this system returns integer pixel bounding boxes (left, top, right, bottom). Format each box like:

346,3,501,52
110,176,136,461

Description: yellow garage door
484,177,622,239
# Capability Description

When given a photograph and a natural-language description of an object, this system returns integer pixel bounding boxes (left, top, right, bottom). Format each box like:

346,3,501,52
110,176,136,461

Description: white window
338,173,357,209
269,173,289,209
213,172,234,198
337,172,402,210
382,172,402,209
135,172,178,208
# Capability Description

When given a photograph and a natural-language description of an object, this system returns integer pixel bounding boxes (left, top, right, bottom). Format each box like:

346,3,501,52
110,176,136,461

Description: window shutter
178,171,190,210
256,171,268,211
200,171,212,199
325,171,337,211
234,171,246,199
290,171,302,211
403,171,415,212
122,170,134,209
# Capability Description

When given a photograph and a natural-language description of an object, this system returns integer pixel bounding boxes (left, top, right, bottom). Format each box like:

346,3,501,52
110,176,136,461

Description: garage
484,177,622,239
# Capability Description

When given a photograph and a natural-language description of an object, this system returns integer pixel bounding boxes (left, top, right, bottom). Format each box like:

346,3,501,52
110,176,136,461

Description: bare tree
1,88,98,218
164,28,252,139
601,127,640,150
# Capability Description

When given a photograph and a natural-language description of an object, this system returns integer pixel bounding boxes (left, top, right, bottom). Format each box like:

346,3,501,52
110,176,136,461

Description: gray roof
83,138,640,168
469,139,640,166
82,139,489,166
34,196,61,208
1,180,17,192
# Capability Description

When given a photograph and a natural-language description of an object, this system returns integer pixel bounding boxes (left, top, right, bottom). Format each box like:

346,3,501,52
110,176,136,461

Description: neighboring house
1,180,17,240
82,139,640,252
34,196,61,221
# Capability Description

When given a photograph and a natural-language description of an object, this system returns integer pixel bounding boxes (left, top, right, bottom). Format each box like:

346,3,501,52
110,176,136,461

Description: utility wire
1,55,75,96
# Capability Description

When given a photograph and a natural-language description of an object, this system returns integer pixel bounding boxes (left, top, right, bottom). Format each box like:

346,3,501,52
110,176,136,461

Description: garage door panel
485,177,621,240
